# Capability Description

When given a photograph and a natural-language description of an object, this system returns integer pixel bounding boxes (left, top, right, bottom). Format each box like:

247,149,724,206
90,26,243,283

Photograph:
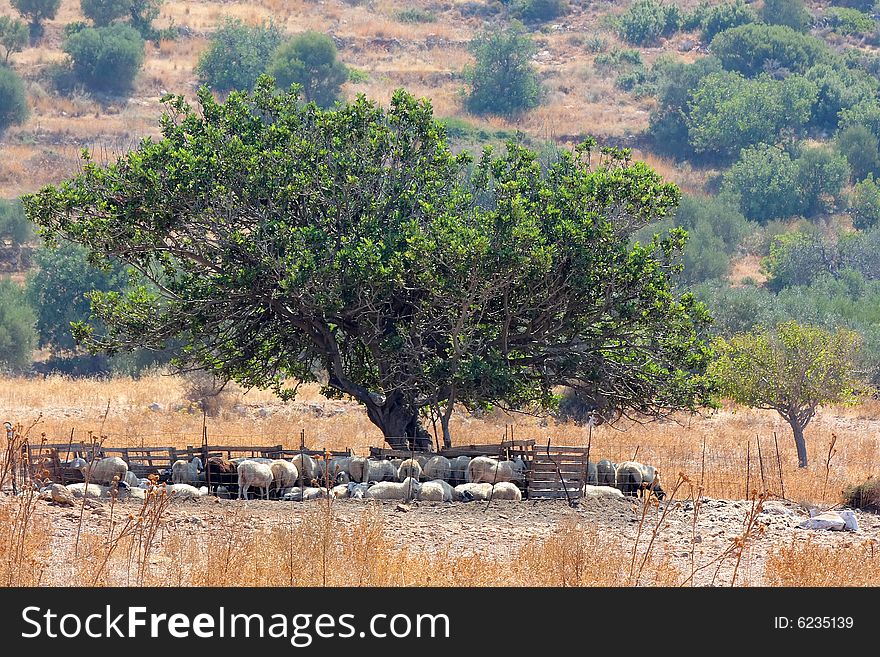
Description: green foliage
594,48,650,94
22,82,715,443
830,0,876,10
674,193,750,251
465,25,541,117
25,241,130,353
795,145,851,217
267,32,348,108
722,144,801,222
804,64,878,132
62,23,145,94
196,19,283,93
394,7,436,23
0,67,29,135
763,231,832,291
686,72,816,160
711,321,862,465
761,0,811,32
80,0,133,26
647,55,722,158
680,218,729,284
709,23,832,77
10,0,61,42
836,124,880,181
0,278,36,371
0,198,33,245
694,0,757,42
511,0,568,24
692,282,778,336
0,16,29,64
128,0,163,40
616,0,681,46
837,99,880,139
826,7,876,36
850,175,880,230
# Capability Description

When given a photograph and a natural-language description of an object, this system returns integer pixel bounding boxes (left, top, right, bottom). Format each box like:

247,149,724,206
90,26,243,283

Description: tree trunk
363,393,433,451
790,419,808,468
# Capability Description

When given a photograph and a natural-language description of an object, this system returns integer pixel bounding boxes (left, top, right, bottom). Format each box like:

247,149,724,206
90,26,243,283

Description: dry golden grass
765,538,880,586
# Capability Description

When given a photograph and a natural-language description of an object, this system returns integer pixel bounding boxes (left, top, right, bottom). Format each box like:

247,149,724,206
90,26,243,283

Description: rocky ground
21,492,880,587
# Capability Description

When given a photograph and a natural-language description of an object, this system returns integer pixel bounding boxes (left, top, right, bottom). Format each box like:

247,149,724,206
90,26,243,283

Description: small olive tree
711,322,864,468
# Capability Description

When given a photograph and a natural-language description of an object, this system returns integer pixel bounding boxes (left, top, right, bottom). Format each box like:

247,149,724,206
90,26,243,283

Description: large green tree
24,81,715,448
712,322,863,467
10,0,61,43
267,32,348,108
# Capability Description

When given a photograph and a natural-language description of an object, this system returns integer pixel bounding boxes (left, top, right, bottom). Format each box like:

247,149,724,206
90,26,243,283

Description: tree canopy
24,80,715,448
711,322,863,467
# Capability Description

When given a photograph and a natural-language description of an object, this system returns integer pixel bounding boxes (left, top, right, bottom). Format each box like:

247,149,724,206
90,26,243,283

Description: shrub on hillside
62,23,145,93
850,175,880,230
511,0,568,24
709,23,832,76
267,32,348,108
0,67,29,134
761,0,811,33
723,144,801,222
616,0,681,46
465,25,542,117
826,7,876,37
0,278,36,371
196,19,283,93
80,0,132,26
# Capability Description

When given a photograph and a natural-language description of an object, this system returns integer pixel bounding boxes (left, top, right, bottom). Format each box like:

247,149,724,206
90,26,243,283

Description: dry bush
766,539,880,586
843,477,880,513
0,494,52,586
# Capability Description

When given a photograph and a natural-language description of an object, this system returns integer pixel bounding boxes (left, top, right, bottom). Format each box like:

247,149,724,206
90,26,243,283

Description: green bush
686,71,816,160
62,23,145,93
831,0,876,10
696,0,757,43
826,7,876,36
267,32,348,108
10,0,61,42
128,0,163,40
616,0,681,46
692,282,778,336
0,67,29,135
80,0,132,26
837,124,880,181
674,193,751,250
196,19,283,93
511,0,568,24
709,23,832,76
0,199,33,245
805,64,878,132
762,231,827,290
0,16,29,64
465,25,542,117
851,175,880,230
723,144,801,222
761,0,811,32
795,146,851,217
0,278,36,371
394,8,436,23
680,218,730,284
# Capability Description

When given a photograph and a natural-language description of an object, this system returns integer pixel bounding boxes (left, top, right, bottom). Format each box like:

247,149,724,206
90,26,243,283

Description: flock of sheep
39,452,665,505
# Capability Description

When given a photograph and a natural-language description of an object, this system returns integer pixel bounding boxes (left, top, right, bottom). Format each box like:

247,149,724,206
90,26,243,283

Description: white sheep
282,486,329,501
270,460,299,492
466,456,525,485
423,455,451,482
582,484,624,500
171,459,203,485
397,458,423,482
237,461,273,500
291,454,318,483
331,484,350,498
418,479,455,502
364,459,397,483
414,454,430,468
79,456,128,485
365,477,421,501
597,459,617,487
448,456,471,486
615,461,665,499
164,483,204,499
491,482,522,501
316,457,351,485
66,483,109,499
454,482,494,502
346,482,371,499
348,456,368,483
